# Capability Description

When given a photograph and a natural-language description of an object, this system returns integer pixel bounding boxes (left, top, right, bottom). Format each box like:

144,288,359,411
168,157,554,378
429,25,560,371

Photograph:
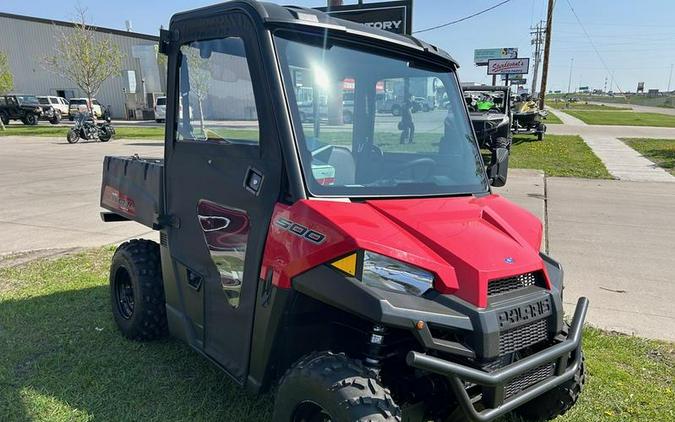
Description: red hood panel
262,195,545,308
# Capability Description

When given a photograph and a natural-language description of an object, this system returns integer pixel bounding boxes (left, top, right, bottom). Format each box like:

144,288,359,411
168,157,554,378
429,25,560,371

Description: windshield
17,96,39,105
464,90,507,114
274,31,488,197
156,97,167,106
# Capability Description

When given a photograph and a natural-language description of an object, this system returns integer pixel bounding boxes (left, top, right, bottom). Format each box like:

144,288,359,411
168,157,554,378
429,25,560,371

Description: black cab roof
169,0,458,68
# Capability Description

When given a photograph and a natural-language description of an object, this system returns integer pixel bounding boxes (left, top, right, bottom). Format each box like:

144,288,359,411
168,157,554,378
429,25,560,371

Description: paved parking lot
0,135,673,341
0,136,160,255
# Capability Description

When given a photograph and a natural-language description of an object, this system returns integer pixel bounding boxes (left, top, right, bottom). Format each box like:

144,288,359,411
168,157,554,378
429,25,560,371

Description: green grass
504,134,611,179
545,101,630,111
622,138,675,175
563,110,675,127
1,249,673,421
0,125,165,140
0,126,263,141
542,112,562,124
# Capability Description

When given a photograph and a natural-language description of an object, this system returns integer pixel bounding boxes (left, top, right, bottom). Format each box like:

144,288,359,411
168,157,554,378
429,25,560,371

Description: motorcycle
66,112,115,144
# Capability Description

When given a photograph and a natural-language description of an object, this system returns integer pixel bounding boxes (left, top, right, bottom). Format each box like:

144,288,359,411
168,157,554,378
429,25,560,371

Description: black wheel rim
113,267,134,319
292,402,333,422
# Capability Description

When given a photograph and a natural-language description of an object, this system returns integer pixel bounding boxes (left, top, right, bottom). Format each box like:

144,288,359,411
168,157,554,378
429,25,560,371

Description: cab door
163,13,283,382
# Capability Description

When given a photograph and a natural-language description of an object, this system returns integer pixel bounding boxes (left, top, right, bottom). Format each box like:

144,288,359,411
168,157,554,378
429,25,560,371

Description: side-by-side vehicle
100,2,587,421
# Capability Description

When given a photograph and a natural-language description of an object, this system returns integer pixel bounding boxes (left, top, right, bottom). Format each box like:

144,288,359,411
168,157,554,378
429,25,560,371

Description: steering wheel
392,157,437,181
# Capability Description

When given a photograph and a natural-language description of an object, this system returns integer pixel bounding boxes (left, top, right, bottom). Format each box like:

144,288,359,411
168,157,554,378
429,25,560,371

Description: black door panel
163,15,283,382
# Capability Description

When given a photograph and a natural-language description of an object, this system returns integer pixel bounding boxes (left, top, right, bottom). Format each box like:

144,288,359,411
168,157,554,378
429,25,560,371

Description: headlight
361,251,434,296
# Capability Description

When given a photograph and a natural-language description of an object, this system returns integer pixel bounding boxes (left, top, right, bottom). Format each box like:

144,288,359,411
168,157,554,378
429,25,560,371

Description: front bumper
407,297,588,422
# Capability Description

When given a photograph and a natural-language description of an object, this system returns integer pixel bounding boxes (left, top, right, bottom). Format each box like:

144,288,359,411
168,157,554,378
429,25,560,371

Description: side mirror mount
488,147,509,187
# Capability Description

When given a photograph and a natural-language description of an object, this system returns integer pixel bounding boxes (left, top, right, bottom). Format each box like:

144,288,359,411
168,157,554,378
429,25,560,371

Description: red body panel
262,194,546,308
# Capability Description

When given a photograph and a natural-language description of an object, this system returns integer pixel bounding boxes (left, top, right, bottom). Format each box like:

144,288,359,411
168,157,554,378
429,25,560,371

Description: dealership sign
487,58,530,75
474,48,518,66
316,0,413,35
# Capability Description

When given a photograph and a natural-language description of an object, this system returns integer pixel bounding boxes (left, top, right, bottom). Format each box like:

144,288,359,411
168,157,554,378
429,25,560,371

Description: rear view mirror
488,147,509,187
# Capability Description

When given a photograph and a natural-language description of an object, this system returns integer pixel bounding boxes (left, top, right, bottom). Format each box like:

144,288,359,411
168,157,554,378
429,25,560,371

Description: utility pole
530,20,545,95
567,58,574,94
538,0,554,109
668,64,673,93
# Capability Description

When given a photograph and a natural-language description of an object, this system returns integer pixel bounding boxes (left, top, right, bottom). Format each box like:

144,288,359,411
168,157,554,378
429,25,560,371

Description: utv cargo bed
100,156,164,229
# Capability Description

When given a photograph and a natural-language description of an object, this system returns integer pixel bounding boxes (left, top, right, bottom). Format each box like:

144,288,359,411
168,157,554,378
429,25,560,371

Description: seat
327,146,356,185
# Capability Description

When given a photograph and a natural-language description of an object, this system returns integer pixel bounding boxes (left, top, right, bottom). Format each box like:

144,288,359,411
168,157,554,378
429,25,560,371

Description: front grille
488,272,538,296
499,319,549,355
505,363,554,398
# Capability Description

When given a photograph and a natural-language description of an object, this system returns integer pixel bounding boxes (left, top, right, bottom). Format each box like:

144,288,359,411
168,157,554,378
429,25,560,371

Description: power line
564,0,624,93
412,0,512,34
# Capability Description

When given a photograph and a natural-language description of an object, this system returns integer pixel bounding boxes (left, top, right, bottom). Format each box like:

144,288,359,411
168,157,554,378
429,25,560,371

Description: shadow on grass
0,286,272,421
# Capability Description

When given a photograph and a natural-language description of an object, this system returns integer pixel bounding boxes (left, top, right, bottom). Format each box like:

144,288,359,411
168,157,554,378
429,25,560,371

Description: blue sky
3,0,674,92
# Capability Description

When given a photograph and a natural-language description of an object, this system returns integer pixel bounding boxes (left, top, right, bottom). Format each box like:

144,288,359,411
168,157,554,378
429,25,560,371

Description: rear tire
110,239,167,341
273,352,401,422
23,114,38,125
514,351,586,421
0,111,8,125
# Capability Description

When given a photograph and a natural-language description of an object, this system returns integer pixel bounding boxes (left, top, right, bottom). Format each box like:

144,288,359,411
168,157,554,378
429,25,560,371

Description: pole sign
316,0,413,35
487,58,530,75
474,48,518,66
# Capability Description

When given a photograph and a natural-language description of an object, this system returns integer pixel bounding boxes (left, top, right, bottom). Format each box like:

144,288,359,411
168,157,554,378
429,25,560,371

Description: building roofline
0,11,159,42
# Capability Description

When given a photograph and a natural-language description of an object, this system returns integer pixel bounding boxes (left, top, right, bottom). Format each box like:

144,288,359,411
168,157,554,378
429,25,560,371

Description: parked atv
67,112,115,143
512,95,547,141
99,2,588,421
463,86,513,150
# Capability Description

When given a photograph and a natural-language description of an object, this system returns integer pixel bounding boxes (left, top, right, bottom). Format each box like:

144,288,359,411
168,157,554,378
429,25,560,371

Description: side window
177,37,259,144
0,97,6,106
50,98,58,105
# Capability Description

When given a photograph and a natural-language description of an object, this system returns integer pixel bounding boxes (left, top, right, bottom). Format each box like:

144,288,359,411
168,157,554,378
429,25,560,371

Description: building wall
0,14,162,118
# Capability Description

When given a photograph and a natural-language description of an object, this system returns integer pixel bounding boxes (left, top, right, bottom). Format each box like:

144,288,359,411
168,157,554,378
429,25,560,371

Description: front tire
50,111,61,125
110,239,167,341
514,352,586,421
66,129,80,144
273,352,401,422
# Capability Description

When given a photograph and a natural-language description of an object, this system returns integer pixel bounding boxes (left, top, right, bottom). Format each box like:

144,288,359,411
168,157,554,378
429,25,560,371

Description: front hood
263,195,545,308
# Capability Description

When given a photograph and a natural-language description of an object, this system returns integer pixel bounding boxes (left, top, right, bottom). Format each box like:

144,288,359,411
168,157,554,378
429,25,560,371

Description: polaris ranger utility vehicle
462,86,512,151
100,2,588,421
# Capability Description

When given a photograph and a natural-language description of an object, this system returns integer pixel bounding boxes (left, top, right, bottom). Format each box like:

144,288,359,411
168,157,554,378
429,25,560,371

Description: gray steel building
0,12,164,118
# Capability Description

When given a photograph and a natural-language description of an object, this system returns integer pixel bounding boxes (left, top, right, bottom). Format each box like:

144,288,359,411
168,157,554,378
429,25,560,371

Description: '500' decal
275,218,326,244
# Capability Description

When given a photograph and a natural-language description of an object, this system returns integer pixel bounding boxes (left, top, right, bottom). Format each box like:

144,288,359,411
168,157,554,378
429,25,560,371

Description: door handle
244,167,264,196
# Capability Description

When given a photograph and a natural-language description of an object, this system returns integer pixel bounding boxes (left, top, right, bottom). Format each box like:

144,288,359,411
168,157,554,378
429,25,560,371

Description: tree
181,46,211,137
43,7,122,117
0,51,14,131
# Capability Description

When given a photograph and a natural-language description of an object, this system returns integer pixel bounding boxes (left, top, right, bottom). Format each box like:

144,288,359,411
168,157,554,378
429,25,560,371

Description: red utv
100,2,588,421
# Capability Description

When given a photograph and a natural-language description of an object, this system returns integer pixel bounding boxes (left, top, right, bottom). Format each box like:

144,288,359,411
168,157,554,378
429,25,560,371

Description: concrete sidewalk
547,177,675,342
546,108,587,126
547,109,675,182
